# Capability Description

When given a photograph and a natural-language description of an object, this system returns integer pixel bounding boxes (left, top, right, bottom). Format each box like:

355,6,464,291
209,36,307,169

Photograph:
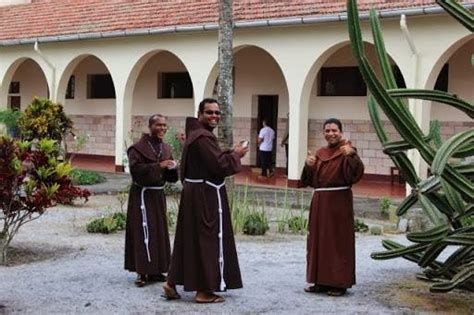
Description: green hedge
70,169,106,185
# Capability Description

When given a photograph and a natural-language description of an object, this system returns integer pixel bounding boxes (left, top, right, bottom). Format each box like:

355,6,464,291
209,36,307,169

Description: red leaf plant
0,136,89,265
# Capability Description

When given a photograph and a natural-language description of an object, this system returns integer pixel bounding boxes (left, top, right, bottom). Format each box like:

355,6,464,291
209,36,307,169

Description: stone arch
1,57,49,109
424,34,474,90
203,44,289,167
427,34,474,141
301,40,406,177
57,54,117,157
123,49,195,142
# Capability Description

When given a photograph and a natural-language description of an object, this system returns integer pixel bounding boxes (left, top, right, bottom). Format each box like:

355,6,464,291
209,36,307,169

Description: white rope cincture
313,186,350,192
139,185,165,263
185,178,227,291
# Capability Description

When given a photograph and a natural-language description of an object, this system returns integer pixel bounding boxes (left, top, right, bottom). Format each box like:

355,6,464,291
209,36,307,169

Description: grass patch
70,169,107,185
243,211,269,236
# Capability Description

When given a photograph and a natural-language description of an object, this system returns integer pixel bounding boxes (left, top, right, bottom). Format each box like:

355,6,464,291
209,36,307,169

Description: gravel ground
0,195,472,314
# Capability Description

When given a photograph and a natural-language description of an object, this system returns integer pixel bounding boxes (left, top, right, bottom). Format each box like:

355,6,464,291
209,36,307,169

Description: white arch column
287,84,308,185
277,61,312,186
107,59,134,171
115,86,131,171
0,60,10,110
399,50,431,181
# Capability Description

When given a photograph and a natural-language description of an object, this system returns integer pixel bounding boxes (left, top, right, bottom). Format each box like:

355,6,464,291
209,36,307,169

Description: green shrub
288,215,308,234
18,98,73,143
70,169,106,185
167,198,179,230
379,197,391,219
164,126,184,162
164,182,181,196
243,212,269,236
112,212,126,230
277,218,287,233
370,226,383,235
0,109,22,137
354,219,369,233
86,212,126,234
116,189,129,213
230,185,251,233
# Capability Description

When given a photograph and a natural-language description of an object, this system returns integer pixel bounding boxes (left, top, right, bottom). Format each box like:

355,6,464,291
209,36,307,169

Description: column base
115,165,124,172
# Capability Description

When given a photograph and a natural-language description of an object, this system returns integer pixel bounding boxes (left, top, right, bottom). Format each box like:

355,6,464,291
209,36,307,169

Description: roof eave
0,4,471,47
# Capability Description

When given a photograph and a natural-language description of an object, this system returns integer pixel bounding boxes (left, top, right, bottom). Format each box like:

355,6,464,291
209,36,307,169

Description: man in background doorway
257,119,275,178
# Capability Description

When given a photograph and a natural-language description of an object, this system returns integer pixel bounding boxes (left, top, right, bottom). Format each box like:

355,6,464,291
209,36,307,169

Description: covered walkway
70,155,405,199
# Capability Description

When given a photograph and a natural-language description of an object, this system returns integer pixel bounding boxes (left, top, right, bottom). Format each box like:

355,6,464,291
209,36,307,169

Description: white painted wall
231,46,288,118
132,51,194,117
63,56,115,115
309,43,394,121
431,38,474,122
11,59,48,109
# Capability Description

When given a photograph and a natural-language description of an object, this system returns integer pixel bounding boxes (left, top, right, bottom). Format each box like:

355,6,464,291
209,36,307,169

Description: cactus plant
347,0,473,292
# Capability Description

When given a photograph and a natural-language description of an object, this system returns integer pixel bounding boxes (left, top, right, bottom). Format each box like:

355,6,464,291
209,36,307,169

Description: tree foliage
17,97,73,143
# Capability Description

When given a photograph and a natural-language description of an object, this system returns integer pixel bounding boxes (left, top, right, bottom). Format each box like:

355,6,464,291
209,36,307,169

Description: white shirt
258,126,275,152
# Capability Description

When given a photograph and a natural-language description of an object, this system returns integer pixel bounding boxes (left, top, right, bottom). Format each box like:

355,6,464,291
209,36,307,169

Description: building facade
0,0,472,186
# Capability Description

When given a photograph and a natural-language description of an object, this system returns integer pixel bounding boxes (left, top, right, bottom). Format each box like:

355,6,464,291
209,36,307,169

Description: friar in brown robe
163,98,248,303
300,118,364,297
124,114,178,287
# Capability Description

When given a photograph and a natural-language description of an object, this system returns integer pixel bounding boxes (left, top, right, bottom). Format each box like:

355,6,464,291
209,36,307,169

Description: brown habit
167,117,243,292
300,140,364,288
124,134,178,275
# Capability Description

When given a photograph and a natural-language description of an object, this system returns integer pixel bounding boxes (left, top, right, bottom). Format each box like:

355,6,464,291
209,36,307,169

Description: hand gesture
340,144,355,156
306,150,316,167
159,160,177,169
233,143,249,158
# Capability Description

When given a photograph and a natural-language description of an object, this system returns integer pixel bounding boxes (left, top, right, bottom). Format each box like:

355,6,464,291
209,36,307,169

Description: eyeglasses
204,110,221,116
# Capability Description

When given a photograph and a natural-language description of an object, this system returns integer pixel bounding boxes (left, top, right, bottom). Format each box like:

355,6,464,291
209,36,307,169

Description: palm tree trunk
217,0,236,200
217,0,234,152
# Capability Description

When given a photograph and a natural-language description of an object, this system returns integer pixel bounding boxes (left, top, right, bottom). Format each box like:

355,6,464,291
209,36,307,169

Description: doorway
256,95,278,167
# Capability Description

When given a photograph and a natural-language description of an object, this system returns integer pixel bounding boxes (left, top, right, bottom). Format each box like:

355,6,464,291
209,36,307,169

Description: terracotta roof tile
0,0,472,41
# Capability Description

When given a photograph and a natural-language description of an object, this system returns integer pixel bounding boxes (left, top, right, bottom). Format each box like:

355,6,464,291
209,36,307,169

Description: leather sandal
327,288,346,296
304,284,329,293
162,282,181,300
134,274,147,287
195,293,225,304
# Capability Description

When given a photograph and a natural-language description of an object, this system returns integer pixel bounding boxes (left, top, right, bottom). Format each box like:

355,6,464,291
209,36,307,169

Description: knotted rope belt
135,183,165,263
314,186,350,192
184,178,227,291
